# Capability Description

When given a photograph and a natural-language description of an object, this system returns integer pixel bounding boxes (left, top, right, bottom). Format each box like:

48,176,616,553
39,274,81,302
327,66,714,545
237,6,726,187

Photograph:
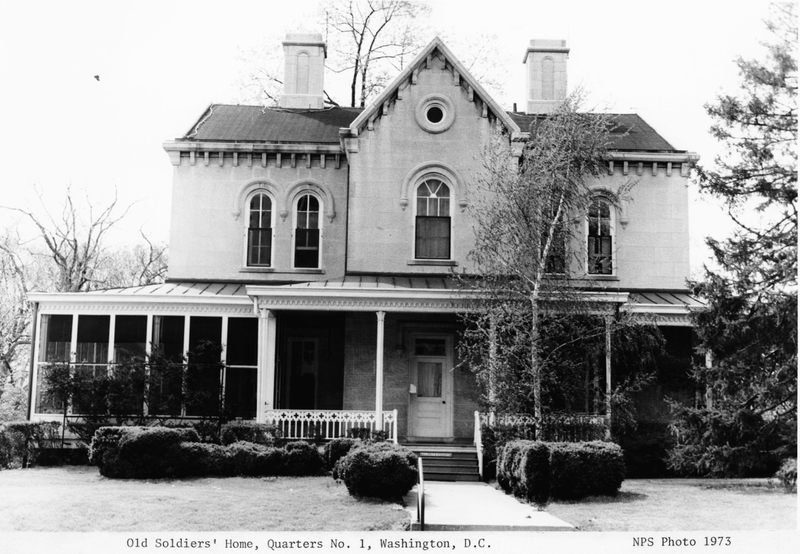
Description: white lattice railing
477,412,610,442
263,409,398,443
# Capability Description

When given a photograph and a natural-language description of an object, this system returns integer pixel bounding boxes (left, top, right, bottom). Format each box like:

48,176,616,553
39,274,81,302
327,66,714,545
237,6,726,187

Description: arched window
294,193,320,268
247,193,272,267
415,179,451,259
541,56,555,101
587,198,613,275
296,53,310,94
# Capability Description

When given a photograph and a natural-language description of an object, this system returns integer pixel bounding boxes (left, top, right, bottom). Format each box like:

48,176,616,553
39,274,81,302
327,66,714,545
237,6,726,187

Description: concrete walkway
403,482,574,531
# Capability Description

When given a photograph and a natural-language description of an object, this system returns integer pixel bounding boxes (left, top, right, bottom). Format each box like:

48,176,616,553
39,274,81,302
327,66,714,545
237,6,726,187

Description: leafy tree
669,2,797,476
459,96,657,426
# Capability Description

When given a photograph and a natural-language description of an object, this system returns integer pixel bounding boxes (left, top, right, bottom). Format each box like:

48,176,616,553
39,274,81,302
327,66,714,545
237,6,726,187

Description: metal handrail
416,457,425,531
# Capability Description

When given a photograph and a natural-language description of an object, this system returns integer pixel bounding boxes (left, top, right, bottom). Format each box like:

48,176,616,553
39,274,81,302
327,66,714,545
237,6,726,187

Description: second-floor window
294,193,321,268
587,198,613,275
415,179,451,260
247,193,272,267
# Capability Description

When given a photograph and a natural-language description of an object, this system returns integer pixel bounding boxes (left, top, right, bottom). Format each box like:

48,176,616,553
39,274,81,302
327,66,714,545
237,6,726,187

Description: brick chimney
279,33,326,109
523,39,569,114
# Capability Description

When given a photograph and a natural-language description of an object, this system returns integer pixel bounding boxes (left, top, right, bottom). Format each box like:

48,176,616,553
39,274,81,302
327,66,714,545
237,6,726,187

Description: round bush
775,458,797,492
324,438,360,471
174,442,234,476
228,441,287,476
220,422,280,446
115,427,201,478
337,443,418,500
284,441,323,475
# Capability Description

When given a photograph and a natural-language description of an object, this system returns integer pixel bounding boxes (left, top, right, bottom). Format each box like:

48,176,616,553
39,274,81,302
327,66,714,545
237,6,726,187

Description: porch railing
263,409,398,443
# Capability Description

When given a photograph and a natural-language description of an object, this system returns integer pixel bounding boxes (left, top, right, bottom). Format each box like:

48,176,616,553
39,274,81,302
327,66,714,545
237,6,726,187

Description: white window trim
585,197,617,277
412,178,454,262
243,190,276,269
291,191,324,270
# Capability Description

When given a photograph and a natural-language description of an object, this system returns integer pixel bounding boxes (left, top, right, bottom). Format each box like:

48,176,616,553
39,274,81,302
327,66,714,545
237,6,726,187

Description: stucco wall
345,57,494,275
168,155,348,282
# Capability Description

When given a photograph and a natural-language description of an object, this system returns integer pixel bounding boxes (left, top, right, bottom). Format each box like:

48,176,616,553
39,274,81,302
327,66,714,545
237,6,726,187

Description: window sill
407,259,458,267
285,268,325,274
239,267,275,273
585,274,619,281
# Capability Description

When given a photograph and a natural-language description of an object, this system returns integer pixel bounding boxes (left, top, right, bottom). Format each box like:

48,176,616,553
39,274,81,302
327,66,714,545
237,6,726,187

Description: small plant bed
545,478,796,531
0,466,409,531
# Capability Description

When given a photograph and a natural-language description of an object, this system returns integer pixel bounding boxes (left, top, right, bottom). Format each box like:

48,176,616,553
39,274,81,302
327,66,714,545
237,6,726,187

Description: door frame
407,333,454,439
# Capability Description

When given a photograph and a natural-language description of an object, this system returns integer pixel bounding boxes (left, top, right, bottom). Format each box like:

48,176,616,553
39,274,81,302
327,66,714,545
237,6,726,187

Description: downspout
26,301,38,420
343,154,351,275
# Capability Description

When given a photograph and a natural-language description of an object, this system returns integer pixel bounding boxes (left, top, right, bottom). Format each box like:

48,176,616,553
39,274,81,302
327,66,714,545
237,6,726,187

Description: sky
0,0,779,277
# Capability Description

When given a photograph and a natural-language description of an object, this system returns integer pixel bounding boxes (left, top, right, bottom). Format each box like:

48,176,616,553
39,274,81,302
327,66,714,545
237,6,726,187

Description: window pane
225,367,257,419
227,318,257,366
76,315,109,364
415,216,450,259
151,316,184,362
295,229,320,268
39,314,72,362
114,315,147,363
298,195,308,211
308,212,319,229
247,228,271,266
415,338,446,356
186,317,222,416
417,362,442,397
35,365,65,414
417,197,427,216
307,195,319,212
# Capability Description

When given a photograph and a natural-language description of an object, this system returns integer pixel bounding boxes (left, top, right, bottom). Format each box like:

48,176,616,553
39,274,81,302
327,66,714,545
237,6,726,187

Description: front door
409,336,453,438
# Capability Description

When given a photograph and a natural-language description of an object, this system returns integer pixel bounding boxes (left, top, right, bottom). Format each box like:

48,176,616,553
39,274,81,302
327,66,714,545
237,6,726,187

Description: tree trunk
530,295,542,436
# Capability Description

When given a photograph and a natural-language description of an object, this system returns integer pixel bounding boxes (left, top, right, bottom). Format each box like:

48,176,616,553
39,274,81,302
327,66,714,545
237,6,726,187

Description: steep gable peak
346,37,521,138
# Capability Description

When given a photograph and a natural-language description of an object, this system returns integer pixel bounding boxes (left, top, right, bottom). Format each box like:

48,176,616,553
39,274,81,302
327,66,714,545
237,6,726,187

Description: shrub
336,442,417,500
90,426,200,478
88,427,130,476
548,441,625,499
173,442,234,476
324,438,360,471
220,422,280,446
1,421,61,469
284,441,323,475
518,441,550,505
227,441,288,476
345,427,387,441
497,440,625,502
775,459,797,493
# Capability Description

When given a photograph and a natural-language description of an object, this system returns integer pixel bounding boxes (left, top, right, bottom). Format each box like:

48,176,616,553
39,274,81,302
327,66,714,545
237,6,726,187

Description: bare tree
324,0,430,107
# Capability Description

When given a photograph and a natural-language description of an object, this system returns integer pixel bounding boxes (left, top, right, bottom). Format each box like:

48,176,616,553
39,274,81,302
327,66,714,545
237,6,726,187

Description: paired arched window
587,198,613,275
294,193,321,268
415,179,451,259
247,193,273,267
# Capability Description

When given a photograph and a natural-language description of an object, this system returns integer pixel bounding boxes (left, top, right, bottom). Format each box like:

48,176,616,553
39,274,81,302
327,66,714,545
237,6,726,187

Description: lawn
0,466,410,531
546,478,797,531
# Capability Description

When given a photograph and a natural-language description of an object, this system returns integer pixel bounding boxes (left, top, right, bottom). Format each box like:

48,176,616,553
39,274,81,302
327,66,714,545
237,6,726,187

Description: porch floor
404,481,575,531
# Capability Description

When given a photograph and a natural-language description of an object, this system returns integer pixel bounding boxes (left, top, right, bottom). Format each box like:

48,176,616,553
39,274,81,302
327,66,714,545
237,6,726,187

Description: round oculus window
415,94,455,133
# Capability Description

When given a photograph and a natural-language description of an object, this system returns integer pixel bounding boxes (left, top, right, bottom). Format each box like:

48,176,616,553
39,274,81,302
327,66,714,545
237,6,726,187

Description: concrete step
407,443,480,481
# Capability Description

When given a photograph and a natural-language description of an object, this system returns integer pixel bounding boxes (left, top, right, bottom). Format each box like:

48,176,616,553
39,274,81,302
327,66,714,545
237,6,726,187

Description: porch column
375,311,386,430
256,308,277,422
488,313,497,425
704,349,714,409
604,314,613,439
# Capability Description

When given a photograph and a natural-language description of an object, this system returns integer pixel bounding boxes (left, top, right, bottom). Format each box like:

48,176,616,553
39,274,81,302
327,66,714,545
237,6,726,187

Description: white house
27,35,702,477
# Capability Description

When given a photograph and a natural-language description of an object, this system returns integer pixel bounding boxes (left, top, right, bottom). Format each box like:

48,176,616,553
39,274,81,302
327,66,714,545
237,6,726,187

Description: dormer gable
343,37,523,140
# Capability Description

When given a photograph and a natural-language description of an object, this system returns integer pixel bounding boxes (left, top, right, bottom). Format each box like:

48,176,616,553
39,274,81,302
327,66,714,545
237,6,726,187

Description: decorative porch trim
263,409,398,443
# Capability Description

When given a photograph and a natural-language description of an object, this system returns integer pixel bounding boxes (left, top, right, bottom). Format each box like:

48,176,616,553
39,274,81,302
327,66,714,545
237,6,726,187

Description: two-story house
27,35,701,454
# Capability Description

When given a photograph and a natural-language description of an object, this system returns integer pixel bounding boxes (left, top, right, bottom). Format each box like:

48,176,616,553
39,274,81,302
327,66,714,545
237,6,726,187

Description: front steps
405,443,480,482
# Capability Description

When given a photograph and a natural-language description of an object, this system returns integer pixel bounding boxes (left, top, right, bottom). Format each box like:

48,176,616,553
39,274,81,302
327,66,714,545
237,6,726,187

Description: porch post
256,307,277,422
704,349,714,409
604,314,613,439
375,311,386,431
488,313,497,422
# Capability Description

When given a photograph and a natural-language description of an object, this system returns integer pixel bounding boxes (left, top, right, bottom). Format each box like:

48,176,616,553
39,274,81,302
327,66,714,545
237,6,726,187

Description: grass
545,478,797,531
0,466,410,531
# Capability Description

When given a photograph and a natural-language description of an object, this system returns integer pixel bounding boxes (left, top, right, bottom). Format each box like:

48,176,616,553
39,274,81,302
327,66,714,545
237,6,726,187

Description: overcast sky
0,0,777,278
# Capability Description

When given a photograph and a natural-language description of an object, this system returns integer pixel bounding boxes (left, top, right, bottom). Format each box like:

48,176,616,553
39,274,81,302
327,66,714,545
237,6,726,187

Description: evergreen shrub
775,458,797,493
284,441,323,475
220,422,280,446
324,438,360,471
336,442,417,500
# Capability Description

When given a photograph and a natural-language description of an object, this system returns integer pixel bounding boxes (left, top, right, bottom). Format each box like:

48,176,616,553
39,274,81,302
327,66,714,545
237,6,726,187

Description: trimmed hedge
220,422,280,446
1,421,62,469
498,440,625,503
336,442,417,500
285,441,324,475
88,426,319,479
324,438,360,471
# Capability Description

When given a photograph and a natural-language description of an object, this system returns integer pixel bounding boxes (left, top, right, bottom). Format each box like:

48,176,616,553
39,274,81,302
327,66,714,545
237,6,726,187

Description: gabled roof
508,112,680,152
182,104,362,144
347,37,522,137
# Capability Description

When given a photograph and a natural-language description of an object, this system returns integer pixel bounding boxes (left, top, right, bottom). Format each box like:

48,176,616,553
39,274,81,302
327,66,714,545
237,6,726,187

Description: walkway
403,482,574,531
